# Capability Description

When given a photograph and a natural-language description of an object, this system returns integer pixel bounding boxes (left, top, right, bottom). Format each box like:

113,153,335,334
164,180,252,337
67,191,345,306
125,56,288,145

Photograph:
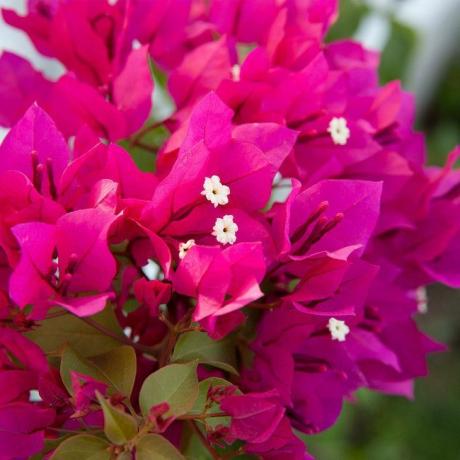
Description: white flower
327,317,350,342
201,175,230,207
212,215,238,245
416,287,428,314
327,117,350,146
179,239,195,259
231,64,241,82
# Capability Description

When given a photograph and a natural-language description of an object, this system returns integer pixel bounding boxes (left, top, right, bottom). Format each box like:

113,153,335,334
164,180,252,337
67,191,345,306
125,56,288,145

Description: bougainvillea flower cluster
0,0,458,458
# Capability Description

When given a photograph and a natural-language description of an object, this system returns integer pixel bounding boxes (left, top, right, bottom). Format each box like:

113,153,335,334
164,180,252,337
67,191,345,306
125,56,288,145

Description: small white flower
201,175,230,207
327,317,350,342
179,239,195,259
327,117,350,146
416,287,428,314
212,215,238,245
231,64,241,82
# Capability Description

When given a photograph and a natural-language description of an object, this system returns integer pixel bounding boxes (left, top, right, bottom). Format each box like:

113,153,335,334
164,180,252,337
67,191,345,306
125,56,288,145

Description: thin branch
131,120,165,144
132,140,158,153
45,310,70,319
47,426,103,435
179,412,228,421
178,325,204,334
158,312,175,331
79,316,158,358
158,329,177,367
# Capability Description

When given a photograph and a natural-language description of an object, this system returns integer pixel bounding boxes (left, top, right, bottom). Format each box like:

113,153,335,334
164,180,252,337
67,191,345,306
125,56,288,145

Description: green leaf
172,331,238,375
26,309,122,357
60,345,136,397
190,377,235,429
97,393,138,445
136,434,185,460
42,435,72,455
182,424,213,460
139,362,199,417
50,435,110,460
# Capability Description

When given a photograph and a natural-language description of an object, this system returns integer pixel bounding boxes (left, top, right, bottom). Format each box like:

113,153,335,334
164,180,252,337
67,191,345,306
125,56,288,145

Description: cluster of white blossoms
178,121,351,258
328,117,350,146
177,119,347,260
202,175,238,245
179,175,238,258
327,317,350,342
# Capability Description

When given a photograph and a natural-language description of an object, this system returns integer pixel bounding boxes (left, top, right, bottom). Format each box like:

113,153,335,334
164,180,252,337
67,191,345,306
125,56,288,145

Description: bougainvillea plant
0,0,458,459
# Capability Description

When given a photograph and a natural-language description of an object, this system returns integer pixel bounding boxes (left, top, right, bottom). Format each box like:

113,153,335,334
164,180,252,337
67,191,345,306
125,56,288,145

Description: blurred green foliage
423,60,460,165
379,20,416,86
